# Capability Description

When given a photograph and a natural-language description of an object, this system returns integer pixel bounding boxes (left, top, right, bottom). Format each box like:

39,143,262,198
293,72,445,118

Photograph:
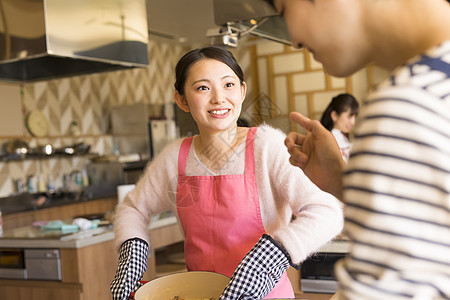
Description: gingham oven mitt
110,238,149,300
219,234,298,300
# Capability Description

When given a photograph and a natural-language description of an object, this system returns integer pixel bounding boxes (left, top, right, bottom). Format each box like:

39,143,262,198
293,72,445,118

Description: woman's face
273,0,371,77
332,108,356,134
176,58,246,134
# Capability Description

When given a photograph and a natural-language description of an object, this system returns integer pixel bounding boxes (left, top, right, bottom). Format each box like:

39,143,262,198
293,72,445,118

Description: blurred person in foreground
263,0,450,299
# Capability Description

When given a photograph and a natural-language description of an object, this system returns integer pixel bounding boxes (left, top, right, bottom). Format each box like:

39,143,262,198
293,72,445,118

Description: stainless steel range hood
213,0,291,46
0,0,149,82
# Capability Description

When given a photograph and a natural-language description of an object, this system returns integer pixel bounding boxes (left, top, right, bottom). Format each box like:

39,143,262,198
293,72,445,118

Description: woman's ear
331,110,339,122
174,91,190,112
241,81,247,101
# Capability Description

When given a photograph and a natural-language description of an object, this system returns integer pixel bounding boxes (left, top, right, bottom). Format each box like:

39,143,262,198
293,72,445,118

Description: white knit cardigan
114,124,344,264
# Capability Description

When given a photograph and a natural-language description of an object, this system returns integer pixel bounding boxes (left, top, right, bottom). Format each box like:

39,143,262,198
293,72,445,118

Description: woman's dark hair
174,46,244,95
320,93,359,131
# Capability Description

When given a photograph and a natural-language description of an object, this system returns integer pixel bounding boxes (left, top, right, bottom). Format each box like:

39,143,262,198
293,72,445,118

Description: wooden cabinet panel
61,248,80,283
0,280,82,300
3,197,117,230
76,239,118,300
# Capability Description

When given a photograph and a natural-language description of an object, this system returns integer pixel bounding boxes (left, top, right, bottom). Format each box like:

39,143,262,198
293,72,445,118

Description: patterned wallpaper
0,40,254,198
0,40,190,197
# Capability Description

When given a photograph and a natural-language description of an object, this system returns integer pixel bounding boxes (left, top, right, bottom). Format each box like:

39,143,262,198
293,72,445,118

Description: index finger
289,112,313,132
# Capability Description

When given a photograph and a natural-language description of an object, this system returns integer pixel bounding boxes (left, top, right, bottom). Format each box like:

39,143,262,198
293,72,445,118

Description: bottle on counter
27,175,37,194
75,171,83,187
47,176,56,193
38,175,47,193
14,178,24,194
81,169,89,187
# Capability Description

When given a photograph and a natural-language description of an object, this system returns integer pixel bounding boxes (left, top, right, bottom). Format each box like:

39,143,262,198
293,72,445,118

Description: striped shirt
335,41,450,299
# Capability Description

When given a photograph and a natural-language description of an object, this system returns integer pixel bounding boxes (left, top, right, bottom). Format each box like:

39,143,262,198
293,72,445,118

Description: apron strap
178,137,194,176
244,127,257,175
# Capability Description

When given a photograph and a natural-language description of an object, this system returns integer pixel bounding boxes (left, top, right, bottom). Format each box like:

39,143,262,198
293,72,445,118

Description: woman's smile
209,108,231,118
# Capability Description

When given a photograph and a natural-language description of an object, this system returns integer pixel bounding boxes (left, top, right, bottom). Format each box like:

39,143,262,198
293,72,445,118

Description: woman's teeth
210,109,229,115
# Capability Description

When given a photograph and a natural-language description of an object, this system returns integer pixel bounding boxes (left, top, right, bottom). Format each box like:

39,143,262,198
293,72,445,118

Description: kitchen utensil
25,110,49,137
30,143,54,155
2,139,29,159
55,142,91,155
134,271,229,300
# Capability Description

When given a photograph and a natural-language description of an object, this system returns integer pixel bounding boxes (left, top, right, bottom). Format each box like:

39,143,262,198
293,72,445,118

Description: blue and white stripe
336,41,450,299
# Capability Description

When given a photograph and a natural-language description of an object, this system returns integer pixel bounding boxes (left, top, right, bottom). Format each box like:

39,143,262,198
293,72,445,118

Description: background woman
320,93,359,162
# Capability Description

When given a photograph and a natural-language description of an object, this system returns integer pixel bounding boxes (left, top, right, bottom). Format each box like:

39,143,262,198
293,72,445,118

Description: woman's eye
197,86,209,91
225,82,235,88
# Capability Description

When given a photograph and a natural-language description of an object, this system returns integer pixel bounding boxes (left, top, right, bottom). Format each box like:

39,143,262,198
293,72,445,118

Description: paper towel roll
117,184,136,203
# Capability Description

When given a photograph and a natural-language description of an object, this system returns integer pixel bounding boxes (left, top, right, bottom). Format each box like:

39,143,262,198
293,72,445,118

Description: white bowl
134,271,229,300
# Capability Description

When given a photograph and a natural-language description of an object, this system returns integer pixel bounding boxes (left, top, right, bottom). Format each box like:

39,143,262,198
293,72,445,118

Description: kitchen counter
0,215,180,249
0,190,116,216
0,215,184,300
1,196,118,231
318,238,350,253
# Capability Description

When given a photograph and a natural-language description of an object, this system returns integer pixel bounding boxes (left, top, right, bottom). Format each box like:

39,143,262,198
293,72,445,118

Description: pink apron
176,127,294,299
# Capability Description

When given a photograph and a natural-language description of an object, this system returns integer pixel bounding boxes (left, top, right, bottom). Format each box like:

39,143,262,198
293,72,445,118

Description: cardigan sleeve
113,139,183,251
254,124,344,264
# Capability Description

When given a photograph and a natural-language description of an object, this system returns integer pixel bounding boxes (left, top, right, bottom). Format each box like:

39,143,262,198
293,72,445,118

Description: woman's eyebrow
192,79,209,85
191,74,236,85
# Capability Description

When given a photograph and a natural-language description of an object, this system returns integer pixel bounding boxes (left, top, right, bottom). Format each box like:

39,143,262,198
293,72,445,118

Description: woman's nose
211,89,225,104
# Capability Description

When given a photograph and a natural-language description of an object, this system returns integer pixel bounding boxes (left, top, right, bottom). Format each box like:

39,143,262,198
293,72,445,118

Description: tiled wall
246,39,390,133
0,40,189,197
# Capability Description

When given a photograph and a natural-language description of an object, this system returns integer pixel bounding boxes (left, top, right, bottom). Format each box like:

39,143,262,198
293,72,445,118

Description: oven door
300,252,345,294
0,248,27,279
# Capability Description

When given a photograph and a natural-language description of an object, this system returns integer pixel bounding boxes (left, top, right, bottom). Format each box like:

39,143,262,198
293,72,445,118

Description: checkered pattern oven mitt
219,234,298,300
110,238,149,300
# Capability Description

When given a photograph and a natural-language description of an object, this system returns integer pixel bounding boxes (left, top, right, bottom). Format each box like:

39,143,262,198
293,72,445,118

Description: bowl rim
134,271,230,300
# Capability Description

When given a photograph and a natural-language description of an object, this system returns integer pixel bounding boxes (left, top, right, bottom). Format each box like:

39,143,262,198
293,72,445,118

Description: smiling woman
174,58,246,138
110,46,343,300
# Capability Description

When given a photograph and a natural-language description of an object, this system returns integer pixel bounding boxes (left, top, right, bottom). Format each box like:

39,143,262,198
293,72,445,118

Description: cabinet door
0,280,82,300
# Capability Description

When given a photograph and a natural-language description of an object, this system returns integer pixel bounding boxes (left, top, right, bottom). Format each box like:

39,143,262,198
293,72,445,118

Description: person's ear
174,91,190,112
331,110,339,122
241,81,247,101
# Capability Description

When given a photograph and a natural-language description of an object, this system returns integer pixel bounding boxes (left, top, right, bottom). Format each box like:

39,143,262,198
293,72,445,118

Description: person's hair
262,0,275,9
174,46,244,95
320,93,359,131
237,118,250,127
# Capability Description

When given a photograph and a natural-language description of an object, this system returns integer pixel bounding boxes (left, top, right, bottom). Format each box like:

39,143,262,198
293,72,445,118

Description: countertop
318,238,350,253
0,189,117,216
0,215,179,249
0,215,348,253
